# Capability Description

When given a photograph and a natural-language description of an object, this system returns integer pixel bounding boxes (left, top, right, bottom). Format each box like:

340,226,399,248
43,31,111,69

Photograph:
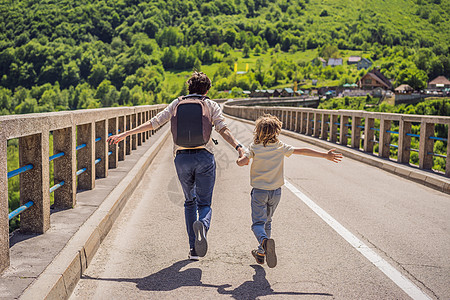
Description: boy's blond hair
254,114,282,146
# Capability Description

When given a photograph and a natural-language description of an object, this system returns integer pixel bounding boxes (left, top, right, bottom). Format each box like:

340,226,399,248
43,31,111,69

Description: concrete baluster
340,115,349,146
145,111,150,140
141,112,146,143
294,112,300,132
330,114,338,143
446,125,450,177
53,126,76,209
363,117,375,154
379,119,391,158
300,111,307,134
321,113,329,140
0,133,9,272
306,112,313,135
19,132,50,234
77,123,95,190
108,117,118,169
137,112,142,146
126,115,131,155
131,113,137,150
419,121,434,170
118,116,125,161
314,113,321,137
398,119,411,164
95,120,108,179
351,117,362,149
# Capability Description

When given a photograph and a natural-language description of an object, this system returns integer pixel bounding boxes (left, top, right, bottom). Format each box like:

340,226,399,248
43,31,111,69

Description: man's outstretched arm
218,127,245,157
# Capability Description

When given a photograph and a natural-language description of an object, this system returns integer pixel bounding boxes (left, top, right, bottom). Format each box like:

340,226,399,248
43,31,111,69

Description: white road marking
284,180,432,300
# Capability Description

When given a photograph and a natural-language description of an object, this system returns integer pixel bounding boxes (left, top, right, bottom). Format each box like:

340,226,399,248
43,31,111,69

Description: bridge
0,102,449,299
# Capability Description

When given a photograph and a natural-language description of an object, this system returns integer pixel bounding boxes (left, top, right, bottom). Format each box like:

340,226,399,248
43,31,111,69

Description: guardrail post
145,111,150,140
351,117,362,149
300,111,307,134
95,120,107,178
141,112,146,143
137,112,142,146
379,119,391,158
19,132,50,233
77,122,95,190
118,116,125,161
398,119,411,164
364,117,375,154
108,117,119,169
321,113,329,140
131,113,137,150
330,114,338,143
306,112,313,135
0,133,9,272
340,115,349,146
446,126,450,177
313,113,320,138
126,115,131,155
419,121,434,170
53,126,76,208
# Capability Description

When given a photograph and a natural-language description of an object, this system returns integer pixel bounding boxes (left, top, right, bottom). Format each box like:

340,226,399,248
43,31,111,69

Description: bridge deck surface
69,117,449,300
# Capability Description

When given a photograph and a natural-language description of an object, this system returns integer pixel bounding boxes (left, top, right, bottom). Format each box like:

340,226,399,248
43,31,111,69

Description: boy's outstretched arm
236,156,250,166
293,148,343,163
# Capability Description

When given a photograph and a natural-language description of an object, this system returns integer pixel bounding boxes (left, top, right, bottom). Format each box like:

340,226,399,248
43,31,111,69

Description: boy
236,114,342,268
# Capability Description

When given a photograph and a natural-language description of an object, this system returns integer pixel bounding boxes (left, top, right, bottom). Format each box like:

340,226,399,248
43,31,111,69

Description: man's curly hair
187,71,211,95
254,114,282,146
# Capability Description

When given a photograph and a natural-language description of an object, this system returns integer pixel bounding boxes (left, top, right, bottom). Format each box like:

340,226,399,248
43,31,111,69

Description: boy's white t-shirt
244,140,294,190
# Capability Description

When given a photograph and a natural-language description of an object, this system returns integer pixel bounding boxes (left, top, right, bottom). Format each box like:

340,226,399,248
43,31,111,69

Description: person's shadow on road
82,260,333,299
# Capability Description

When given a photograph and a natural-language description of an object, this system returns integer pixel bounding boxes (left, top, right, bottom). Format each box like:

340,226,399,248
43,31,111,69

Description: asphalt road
70,117,450,300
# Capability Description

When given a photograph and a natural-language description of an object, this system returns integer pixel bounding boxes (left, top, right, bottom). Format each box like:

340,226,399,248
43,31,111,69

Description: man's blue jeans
251,187,281,253
174,150,216,249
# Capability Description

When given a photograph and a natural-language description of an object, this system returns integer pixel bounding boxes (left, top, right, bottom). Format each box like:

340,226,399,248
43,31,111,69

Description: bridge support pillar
19,132,50,233
340,116,349,146
379,119,391,158
95,120,108,179
398,120,411,164
0,132,9,273
351,117,362,149
419,122,434,170
321,113,329,140
364,118,375,154
330,114,338,143
53,126,76,209
108,117,119,169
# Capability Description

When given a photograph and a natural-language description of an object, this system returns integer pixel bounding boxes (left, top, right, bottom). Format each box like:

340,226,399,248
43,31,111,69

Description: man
108,72,244,260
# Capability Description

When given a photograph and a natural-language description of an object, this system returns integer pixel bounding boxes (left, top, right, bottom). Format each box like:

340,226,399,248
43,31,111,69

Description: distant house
347,56,361,65
311,57,327,67
428,76,450,89
357,57,372,70
357,69,393,90
267,90,275,97
312,79,318,86
273,89,283,97
243,90,251,96
395,84,414,93
281,88,294,97
328,58,343,67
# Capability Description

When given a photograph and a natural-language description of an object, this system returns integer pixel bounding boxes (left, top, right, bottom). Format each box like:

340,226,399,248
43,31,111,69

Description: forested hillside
0,0,449,115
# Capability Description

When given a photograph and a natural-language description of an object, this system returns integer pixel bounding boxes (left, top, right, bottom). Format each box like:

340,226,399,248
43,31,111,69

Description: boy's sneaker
251,250,265,265
188,248,199,261
193,220,208,257
262,238,277,268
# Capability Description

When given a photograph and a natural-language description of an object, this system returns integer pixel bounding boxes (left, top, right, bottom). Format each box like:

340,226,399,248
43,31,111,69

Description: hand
325,149,343,163
107,132,128,145
237,146,245,158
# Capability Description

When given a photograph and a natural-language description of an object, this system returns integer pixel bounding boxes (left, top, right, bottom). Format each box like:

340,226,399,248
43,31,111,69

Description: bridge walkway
69,117,449,300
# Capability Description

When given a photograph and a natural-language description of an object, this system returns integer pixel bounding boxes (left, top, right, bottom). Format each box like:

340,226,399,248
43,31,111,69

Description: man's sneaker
262,238,277,268
251,250,265,265
189,248,199,261
193,220,208,257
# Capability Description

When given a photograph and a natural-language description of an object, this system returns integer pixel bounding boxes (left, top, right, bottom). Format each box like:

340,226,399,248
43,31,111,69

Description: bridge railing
223,103,450,178
0,105,166,273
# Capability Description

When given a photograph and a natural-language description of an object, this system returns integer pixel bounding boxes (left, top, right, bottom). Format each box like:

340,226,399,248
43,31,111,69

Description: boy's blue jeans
251,187,281,253
174,150,216,249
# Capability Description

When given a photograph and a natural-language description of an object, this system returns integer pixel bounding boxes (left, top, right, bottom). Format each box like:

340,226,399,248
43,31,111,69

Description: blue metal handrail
357,125,365,129
95,137,101,142
8,201,34,220
95,158,101,164
108,151,112,156
49,181,65,193
429,136,447,142
386,130,399,134
406,133,420,138
428,152,447,158
76,144,87,151
49,152,65,162
370,127,380,131
7,164,33,179
76,168,86,176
